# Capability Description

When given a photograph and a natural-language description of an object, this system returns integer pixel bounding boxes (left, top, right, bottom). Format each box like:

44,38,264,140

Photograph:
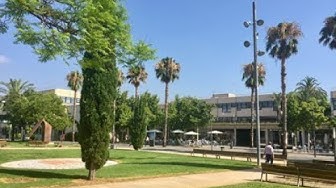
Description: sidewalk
68,168,261,188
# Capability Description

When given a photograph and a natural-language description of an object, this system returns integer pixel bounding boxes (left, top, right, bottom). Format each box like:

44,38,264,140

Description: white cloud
0,55,9,64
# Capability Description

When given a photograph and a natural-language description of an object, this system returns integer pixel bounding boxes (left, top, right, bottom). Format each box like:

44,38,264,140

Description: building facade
40,89,81,134
204,93,282,146
40,89,81,123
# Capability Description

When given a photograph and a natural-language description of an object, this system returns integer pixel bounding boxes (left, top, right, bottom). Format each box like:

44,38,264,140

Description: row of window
61,97,80,104
216,101,277,113
215,116,277,123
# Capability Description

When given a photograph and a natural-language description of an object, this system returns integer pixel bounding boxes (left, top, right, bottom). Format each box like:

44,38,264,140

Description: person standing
264,141,274,164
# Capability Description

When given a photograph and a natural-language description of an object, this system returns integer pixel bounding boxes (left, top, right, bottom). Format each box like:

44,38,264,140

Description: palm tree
294,76,327,155
66,71,83,142
266,22,302,156
295,76,327,102
126,64,148,97
242,63,266,148
0,78,34,96
155,57,181,147
319,14,336,50
0,78,34,141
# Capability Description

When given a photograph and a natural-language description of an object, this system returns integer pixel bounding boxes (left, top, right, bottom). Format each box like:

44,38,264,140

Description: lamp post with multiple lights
243,1,264,167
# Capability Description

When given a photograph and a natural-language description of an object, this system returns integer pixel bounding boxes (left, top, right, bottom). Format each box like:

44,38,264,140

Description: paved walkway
68,168,261,188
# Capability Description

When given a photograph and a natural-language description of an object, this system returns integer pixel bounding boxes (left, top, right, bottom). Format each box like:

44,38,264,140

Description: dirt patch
0,158,117,169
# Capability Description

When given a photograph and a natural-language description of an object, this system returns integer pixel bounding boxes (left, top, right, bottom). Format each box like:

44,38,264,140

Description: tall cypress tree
78,52,117,180
130,96,147,150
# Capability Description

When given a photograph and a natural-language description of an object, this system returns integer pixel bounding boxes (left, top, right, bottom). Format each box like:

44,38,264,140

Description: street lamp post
244,1,264,167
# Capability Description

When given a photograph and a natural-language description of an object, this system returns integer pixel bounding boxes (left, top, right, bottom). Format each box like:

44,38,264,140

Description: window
222,103,231,113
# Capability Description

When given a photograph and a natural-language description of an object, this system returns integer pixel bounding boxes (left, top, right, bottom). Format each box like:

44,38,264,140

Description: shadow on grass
130,161,252,170
0,168,86,179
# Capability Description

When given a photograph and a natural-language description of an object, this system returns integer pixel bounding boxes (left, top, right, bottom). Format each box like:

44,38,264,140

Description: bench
261,153,287,161
0,140,7,147
192,149,257,161
27,140,48,147
262,162,336,186
260,163,300,186
192,149,221,158
295,162,336,186
312,159,335,165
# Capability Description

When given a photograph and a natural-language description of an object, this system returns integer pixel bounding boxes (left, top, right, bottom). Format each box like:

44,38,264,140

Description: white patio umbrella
184,131,199,136
171,129,185,134
147,129,162,133
207,130,223,134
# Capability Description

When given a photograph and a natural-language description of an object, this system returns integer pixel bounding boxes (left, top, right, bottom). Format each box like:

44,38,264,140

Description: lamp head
257,51,265,56
243,21,251,28
257,19,264,26
243,41,251,48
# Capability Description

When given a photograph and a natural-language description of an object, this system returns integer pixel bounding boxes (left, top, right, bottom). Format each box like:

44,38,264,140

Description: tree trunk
163,82,169,147
111,99,116,149
281,57,288,157
135,86,139,98
250,88,255,148
88,164,96,180
11,125,14,141
72,89,77,142
313,129,316,158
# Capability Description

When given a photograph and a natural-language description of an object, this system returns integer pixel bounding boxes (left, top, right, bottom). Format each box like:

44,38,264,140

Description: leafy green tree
4,92,71,140
242,63,266,148
4,94,29,141
287,92,301,132
130,95,147,150
170,96,213,131
140,92,162,130
0,79,35,140
266,22,302,156
115,91,132,141
66,71,83,142
155,57,181,147
319,14,336,50
27,93,72,131
1,0,131,180
124,41,156,97
296,98,327,157
120,41,156,66
295,76,327,103
112,70,125,148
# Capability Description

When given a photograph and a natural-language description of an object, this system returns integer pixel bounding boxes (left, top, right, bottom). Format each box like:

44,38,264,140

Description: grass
213,182,296,188
0,148,255,188
4,141,80,148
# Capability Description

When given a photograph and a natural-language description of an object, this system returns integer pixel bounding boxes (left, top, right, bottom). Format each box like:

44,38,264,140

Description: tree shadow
0,168,86,179
130,161,252,170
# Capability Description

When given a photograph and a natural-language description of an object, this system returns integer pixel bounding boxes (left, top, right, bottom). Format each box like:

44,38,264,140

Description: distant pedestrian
264,141,274,164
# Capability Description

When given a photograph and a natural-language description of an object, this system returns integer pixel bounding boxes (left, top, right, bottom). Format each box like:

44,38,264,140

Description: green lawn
0,148,255,188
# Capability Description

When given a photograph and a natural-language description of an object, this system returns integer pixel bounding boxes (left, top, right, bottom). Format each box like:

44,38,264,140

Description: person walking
264,141,274,164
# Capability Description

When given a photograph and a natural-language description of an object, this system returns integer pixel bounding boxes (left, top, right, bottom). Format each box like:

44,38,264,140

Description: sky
0,0,336,102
